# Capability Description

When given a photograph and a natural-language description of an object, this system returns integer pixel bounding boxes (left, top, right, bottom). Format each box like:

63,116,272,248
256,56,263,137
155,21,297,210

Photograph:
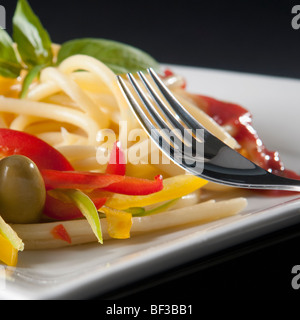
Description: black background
2,0,300,301
3,0,300,79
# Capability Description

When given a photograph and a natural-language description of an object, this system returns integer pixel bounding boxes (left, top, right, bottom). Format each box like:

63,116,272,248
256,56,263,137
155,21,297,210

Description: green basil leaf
12,0,53,67
20,64,44,98
0,29,22,78
57,38,160,74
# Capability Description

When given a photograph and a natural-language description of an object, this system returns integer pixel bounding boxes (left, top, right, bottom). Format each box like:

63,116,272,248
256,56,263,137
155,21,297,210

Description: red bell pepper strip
44,194,107,220
102,175,163,195
105,141,126,176
0,129,163,219
43,142,126,220
51,224,72,244
44,195,81,220
42,169,163,195
41,169,125,190
0,128,73,171
43,173,163,219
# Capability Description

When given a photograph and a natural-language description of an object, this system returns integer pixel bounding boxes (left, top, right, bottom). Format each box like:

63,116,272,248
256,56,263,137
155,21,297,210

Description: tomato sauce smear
191,94,300,196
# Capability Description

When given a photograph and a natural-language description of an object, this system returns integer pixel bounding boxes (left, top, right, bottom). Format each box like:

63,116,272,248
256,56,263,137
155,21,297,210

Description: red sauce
191,94,300,195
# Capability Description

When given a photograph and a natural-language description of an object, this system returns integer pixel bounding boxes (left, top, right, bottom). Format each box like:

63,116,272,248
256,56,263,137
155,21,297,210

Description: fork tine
136,71,196,148
117,70,300,192
126,73,169,132
137,71,188,135
116,75,154,136
126,73,187,150
147,68,206,133
117,75,181,157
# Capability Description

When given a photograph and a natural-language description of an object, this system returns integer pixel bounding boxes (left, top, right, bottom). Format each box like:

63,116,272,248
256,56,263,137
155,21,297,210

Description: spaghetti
0,0,251,266
0,52,247,253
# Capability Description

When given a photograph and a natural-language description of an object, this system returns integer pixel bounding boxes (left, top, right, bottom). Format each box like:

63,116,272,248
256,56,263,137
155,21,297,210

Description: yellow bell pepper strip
0,76,21,98
48,189,103,244
0,233,19,267
99,206,132,239
0,216,24,266
0,216,24,251
106,174,208,210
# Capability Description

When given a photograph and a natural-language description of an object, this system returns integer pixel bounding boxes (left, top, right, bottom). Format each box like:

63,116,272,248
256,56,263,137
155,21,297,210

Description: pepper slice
0,128,73,171
43,143,127,220
100,206,132,239
51,224,72,244
105,141,126,176
44,193,107,220
42,172,163,219
41,168,163,195
48,189,103,243
106,174,208,210
0,233,18,267
102,175,163,195
0,216,23,266
41,170,125,190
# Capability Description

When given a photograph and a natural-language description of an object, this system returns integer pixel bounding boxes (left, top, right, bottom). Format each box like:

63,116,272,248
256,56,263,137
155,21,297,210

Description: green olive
0,155,46,224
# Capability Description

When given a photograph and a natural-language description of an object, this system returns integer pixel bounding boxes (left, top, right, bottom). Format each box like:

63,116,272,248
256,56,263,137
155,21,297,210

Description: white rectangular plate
1,65,300,300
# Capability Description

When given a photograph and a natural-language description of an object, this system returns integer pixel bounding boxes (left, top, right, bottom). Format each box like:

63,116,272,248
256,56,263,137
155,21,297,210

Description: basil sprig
13,0,53,67
0,29,22,78
0,0,52,97
0,0,160,98
57,38,160,74
13,0,53,98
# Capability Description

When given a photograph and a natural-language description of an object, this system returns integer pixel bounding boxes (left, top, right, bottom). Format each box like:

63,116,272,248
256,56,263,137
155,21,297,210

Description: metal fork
116,68,300,192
